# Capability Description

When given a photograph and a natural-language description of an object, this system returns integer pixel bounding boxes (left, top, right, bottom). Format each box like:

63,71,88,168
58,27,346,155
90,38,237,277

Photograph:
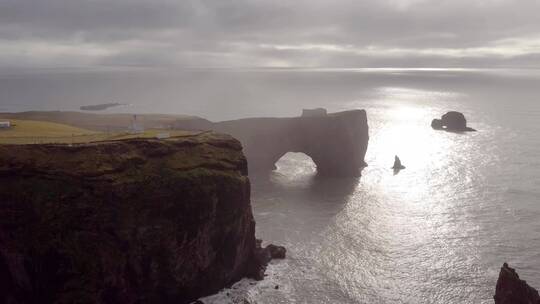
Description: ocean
1,68,539,303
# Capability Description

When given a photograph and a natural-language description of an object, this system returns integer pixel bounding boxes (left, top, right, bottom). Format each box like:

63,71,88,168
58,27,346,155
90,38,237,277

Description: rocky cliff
494,263,540,304
0,132,262,304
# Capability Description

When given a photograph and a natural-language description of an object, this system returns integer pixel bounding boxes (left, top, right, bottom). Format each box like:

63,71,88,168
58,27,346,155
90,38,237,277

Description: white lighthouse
130,115,144,134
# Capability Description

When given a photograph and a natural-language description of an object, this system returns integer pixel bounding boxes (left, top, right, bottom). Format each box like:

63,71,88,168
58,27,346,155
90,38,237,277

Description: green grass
0,119,199,145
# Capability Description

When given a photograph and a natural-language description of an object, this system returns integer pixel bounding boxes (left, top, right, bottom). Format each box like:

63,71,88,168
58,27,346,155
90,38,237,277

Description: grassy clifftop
0,131,247,178
0,131,258,304
0,119,198,145
0,111,208,132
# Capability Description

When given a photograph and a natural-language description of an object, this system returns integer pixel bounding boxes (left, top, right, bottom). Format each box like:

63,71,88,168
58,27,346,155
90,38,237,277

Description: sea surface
1,68,539,303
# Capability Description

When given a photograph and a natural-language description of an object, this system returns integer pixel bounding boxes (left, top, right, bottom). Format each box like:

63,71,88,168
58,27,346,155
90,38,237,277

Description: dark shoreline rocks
0,132,283,304
248,240,286,281
431,111,476,132
494,263,540,304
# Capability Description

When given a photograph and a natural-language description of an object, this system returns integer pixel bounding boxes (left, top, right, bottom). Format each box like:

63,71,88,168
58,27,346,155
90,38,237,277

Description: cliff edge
0,132,260,304
0,109,369,177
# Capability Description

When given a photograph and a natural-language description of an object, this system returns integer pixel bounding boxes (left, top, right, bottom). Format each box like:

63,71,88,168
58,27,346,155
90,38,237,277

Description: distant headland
80,102,126,111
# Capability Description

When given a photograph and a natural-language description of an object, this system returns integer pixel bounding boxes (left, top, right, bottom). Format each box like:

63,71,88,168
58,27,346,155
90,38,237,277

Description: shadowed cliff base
0,132,281,304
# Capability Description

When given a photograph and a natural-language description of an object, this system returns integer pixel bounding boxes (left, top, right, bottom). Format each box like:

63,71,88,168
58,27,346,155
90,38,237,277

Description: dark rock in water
0,133,268,304
431,118,444,130
431,111,476,132
175,109,369,177
267,244,286,259
250,240,272,280
494,263,540,304
441,111,467,130
391,155,405,170
248,240,287,281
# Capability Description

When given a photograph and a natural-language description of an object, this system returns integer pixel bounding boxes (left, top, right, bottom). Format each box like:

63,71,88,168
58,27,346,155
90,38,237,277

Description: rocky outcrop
207,110,369,176
494,263,540,304
391,155,405,170
431,111,476,132
249,240,287,281
0,132,273,304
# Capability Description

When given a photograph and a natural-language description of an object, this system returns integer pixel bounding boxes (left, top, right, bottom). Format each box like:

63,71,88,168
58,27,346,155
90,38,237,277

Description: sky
1,0,540,69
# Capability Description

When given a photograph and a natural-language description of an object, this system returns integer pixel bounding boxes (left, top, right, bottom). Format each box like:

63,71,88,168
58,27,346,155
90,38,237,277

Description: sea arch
212,110,369,176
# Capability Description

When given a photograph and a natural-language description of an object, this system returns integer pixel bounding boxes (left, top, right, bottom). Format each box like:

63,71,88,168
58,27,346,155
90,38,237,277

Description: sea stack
392,155,405,170
494,263,540,304
431,111,476,132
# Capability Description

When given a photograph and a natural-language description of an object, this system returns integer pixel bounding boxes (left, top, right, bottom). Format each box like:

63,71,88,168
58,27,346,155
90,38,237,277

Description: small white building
129,115,145,134
0,121,11,129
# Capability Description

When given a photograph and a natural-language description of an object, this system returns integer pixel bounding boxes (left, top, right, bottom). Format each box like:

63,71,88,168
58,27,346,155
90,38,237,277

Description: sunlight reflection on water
200,74,540,304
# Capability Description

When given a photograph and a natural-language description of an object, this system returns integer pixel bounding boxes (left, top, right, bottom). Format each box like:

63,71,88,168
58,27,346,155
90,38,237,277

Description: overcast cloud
1,0,540,69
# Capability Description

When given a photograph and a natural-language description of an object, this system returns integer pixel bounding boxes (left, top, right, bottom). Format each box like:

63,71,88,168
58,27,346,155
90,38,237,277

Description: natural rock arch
274,152,317,173
211,110,369,176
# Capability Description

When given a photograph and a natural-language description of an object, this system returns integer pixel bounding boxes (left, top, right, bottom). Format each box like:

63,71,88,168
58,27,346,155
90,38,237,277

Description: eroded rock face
494,263,540,304
0,133,267,304
431,111,476,132
212,110,369,176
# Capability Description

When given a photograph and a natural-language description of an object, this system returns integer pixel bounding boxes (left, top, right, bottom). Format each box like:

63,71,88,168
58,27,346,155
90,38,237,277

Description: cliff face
213,110,369,176
0,133,258,304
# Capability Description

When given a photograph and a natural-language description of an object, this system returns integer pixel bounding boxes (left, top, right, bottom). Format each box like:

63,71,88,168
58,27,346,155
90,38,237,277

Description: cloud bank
1,0,539,68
